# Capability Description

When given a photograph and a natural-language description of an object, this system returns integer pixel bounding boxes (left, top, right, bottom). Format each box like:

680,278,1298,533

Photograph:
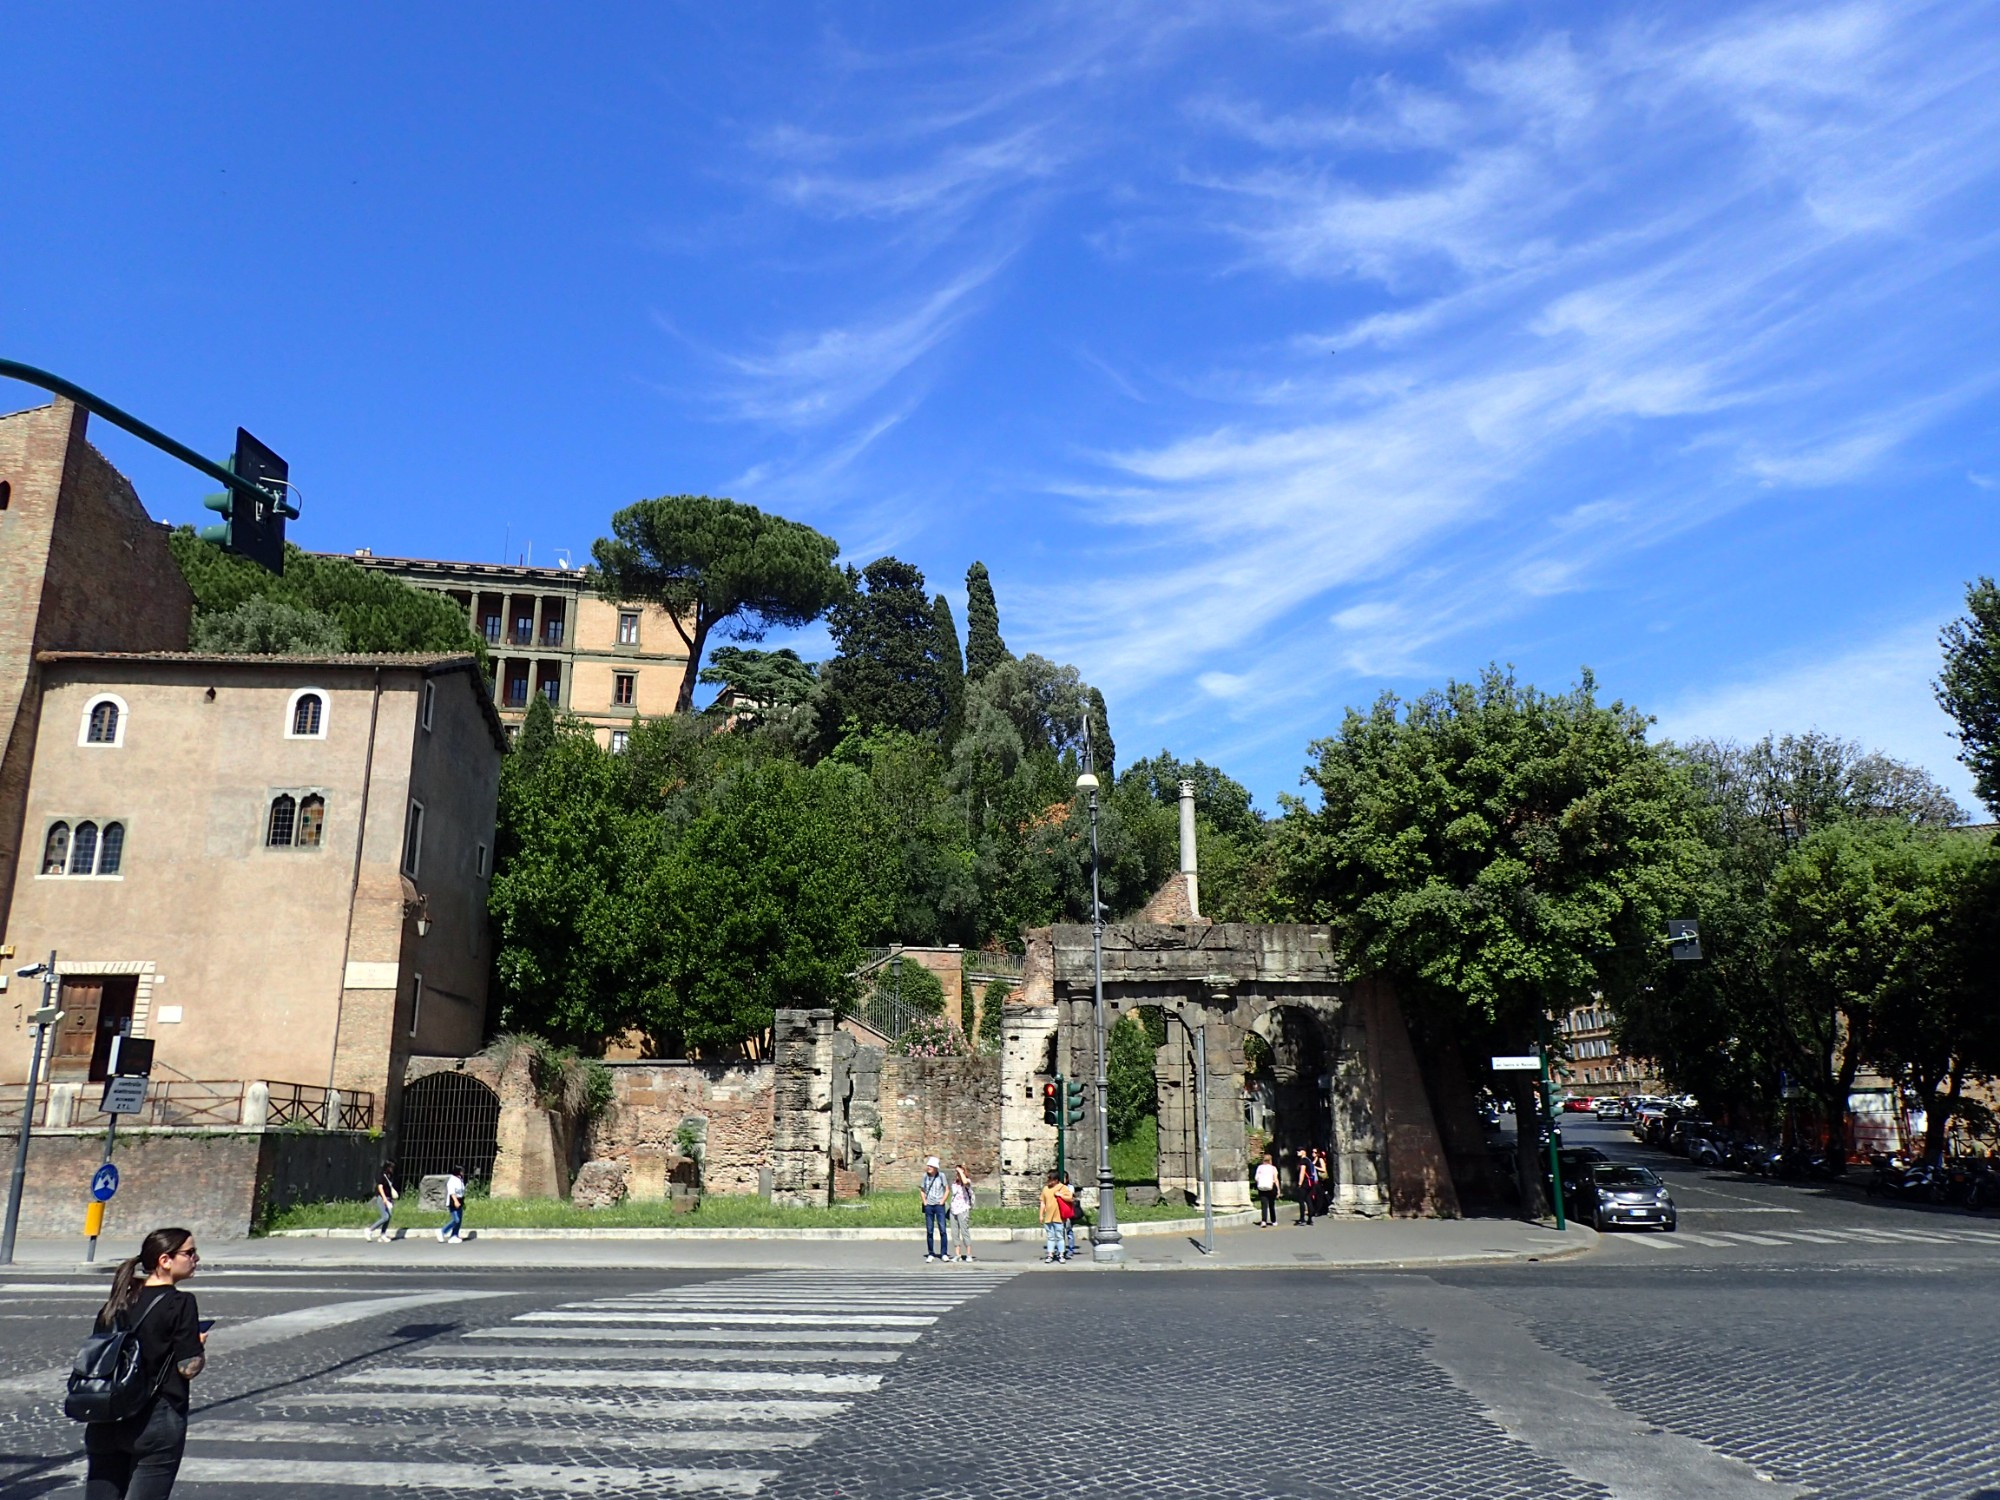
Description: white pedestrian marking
419,1344,902,1363
1621,1236,1681,1251
1703,1231,1788,1245
195,1420,820,1452
466,1326,922,1344
1770,1231,1847,1243
272,1392,852,1419
341,1367,883,1394
165,1458,774,1495
519,1310,937,1326
1671,1232,1739,1247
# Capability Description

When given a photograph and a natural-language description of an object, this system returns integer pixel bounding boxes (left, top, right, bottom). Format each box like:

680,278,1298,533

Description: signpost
85,1033,153,1263
1494,1047,1565,1231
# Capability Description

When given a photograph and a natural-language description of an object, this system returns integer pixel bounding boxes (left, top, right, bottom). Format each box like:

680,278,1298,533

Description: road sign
1491,1055,1543,1072
106,1036,154,1078
90,1164,120,1202
100,1076,148,1114
1668,918,1702,961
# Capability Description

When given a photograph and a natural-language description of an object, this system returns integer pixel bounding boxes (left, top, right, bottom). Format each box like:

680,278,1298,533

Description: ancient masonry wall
998,1000,1060,1207
871,1052,1001,1190
769,1008,835,1207
587,1060,774,1197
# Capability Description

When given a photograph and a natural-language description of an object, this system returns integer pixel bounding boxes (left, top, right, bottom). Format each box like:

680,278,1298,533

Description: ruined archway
399,1071,501,1186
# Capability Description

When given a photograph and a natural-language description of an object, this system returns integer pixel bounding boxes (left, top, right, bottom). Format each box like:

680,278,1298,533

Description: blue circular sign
90,1164,119,1202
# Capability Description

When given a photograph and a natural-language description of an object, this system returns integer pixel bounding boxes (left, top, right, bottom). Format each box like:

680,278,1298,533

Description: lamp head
1075,772,1100,793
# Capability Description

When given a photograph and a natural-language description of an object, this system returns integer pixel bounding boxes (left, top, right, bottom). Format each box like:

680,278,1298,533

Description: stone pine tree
964,561,1012,682
819,558,949,741
1938,576,2000,817
590,495,845,714
933,594,965,747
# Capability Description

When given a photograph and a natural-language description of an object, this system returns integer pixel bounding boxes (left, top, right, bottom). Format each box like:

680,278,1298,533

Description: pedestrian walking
920,1157,950,1261
1312,1148,1331,1217
1294,1148,1316,1226
366,1160,398,1241
1057,1171,1079,1260
1254,1151,1279,1226
437,1167,466,1243
948,1166,975,1262
1039,1171,1067,1263
81,1226,207,1499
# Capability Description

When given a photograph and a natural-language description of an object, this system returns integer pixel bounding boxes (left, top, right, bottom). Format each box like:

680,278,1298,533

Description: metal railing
267,1081,375,1131
0,1086,48,1130
1,1080,374,1131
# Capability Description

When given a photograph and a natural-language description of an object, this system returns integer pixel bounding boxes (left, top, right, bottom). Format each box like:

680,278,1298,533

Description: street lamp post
2,952,62,1266
1075,757,1124,1264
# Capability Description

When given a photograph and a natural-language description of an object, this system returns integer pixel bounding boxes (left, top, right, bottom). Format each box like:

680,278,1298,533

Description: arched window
285,688,328,739
79,695,128,747
267,794,297,847
71,822,99,877
297,795,326,848
99,823,125,876
42,822,70,876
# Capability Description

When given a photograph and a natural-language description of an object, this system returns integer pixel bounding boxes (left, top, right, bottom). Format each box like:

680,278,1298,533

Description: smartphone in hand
197,1319,216,1336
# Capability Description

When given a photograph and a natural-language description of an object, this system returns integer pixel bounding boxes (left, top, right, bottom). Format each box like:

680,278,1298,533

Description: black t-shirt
98,1285,202,1409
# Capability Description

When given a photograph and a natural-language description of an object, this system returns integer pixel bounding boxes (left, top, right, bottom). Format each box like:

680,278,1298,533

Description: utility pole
1197,1021,1214,1256
2,952,62,1266
1075,724,1123,1264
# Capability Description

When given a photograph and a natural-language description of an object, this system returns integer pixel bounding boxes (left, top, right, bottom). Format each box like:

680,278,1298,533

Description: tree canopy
818,558,953,743
591,495,844,713
1938,575,2000,817
964,561,1011,681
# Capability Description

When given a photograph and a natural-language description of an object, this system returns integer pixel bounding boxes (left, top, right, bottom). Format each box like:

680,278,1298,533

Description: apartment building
1555,1002,1662,1094
336,553,693,748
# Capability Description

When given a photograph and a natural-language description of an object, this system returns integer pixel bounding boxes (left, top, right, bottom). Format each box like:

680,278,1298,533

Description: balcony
542,620,565,647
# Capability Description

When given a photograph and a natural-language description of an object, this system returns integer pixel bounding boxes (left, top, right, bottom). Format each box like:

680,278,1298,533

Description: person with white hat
919,1157,950,1262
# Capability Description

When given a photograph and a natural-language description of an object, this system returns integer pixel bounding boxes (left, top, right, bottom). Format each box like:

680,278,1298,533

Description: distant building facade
1,652,504,1123
1555,1002,1662,1094
334,553,694,748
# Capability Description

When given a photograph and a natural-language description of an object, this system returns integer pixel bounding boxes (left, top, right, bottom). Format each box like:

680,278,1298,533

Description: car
1595,1099,1630,1121
1683,1125,1732,1167
1579,1163,1677,1231
1562,1095,1597,1113
1554,1145,1610,1203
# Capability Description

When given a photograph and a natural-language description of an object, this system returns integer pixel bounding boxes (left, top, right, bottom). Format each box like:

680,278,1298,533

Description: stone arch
399,1070,501,1186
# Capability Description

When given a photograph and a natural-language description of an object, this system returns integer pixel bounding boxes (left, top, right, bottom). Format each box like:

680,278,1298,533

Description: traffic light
198,427,293,576
1042,1080,1060,1127
1065,1079,1086,1127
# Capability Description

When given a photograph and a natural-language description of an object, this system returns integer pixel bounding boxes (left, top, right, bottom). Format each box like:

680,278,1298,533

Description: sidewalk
0,1216,1597,1274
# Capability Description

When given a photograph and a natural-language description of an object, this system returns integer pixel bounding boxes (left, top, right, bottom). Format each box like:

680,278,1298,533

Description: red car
1561,1096,1597,1113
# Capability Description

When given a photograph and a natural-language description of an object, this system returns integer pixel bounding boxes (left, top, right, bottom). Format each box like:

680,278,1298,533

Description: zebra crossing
172,1268,1017,1495
1615,1222,2000,1254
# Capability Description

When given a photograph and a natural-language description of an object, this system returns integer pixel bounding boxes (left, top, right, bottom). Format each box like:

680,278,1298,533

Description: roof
35,651,509,753
329,552,598,586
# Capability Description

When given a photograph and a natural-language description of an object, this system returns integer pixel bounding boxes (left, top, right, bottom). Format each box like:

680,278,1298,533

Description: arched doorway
399,1072,501,1185
1246,1005,1335,1169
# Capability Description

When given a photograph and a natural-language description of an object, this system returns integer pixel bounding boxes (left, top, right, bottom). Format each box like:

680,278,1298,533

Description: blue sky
6,2,1998,813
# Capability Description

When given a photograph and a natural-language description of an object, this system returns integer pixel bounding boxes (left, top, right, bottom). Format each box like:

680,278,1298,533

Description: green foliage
168,529,483,657
1107,1014,1157,1142
1109,1113,1160,1186
1086,686,1115,780
484,1032,614,1119
897,1014,971,1057
1121,751,1261,840
964,560,1011,681
1938,576,2000,817
591,495,844,713
189,595,348,654
820,558,950,742
874,955,946,1017
933,594,965,748
700,646,819,713
978,979,1010,1048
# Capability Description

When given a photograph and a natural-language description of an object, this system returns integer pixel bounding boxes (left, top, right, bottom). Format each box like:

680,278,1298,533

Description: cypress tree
1087,686,1115,780
933,593,965,748
964,562,1012,682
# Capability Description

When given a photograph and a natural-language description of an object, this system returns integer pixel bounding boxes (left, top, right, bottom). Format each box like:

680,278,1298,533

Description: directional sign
100,1075,148,1115
90,1164,120,1202
1491,1054,1543,1072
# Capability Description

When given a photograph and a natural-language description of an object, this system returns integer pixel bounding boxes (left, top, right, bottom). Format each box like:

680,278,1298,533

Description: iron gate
399,1072,501,1185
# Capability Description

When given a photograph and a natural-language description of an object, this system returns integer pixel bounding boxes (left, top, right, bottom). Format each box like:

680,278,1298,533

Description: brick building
333,553,694,748
1555,1002,1661,1094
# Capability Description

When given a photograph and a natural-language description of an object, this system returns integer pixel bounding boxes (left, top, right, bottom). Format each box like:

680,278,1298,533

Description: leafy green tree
639,760,891,1053
1107,1014,1157,1142
873,955,946,1018
1938,576,2000,817
1120,751,1261,840
978,979,1010,1049
515,693,558,771
189,596,347,654
820,558,949,741
168,530,482,657
1281,667,1708,1214
963,561,1011,681
591,495,844,714
933,595,965,748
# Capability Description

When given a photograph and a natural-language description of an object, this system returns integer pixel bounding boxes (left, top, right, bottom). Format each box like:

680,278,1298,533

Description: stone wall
872,1052,1001,1190
0,1126,376,1242
586,1059,774,1196
998,1001,1060,1207
769,1009,834,1207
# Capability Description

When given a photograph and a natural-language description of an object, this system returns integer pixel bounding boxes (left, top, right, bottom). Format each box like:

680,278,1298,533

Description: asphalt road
2,1118,1993,1500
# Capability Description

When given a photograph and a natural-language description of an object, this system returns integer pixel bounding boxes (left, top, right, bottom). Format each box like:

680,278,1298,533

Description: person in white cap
920,1157,950,1261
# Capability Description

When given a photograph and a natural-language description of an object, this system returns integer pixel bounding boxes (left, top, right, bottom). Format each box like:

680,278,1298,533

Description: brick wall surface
587,1061,775,1196
873,1052,1001,1191
0,1127,376,1242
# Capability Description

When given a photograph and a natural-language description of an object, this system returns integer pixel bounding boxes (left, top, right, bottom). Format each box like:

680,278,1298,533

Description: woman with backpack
80,1225,206,1498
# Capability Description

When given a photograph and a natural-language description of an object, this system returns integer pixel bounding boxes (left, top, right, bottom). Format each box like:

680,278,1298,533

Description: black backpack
64,1294,170,1423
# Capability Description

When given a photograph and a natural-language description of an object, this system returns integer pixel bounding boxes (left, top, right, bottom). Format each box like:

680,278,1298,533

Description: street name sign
91,1164,120,1202
1491,1055,1543,1072
100,1076,148,1114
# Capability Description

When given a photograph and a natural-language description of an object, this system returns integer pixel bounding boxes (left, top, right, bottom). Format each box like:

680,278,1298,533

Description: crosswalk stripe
268,1392,852,1419
166,1459,774,1495
1703,1231,1788,1245
1622,1235,1680,1251
419,1345,903,1363
467,1327,923,1345
341,1368,882,1394
519,1311,937,1326
195,1421,821,1452
1948,1228,2000,1242
1671,1232,1738,1247
1770,1231,1847,1243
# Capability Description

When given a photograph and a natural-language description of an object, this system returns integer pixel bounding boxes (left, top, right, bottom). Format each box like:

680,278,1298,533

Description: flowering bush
899,1015,971,1058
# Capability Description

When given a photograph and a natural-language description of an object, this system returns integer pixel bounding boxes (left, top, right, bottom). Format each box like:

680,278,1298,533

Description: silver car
1583,1163,1677,1232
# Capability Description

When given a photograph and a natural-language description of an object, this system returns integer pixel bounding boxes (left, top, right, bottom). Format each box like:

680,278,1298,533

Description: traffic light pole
0,359,277,512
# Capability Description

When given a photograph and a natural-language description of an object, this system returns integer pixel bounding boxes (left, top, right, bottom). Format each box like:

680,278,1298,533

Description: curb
272,1210,1260,1243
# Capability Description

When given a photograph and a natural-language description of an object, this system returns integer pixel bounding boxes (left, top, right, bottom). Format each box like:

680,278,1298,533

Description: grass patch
262,1181,1207,1235
1109,1115,1159,1187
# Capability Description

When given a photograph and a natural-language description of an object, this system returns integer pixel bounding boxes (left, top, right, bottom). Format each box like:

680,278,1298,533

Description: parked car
1632,1106,1667,1141
1595,1098,1631,1121
1562,1095,1597,1113
1579,1163,1677,1232
1683,1124,1733,1167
